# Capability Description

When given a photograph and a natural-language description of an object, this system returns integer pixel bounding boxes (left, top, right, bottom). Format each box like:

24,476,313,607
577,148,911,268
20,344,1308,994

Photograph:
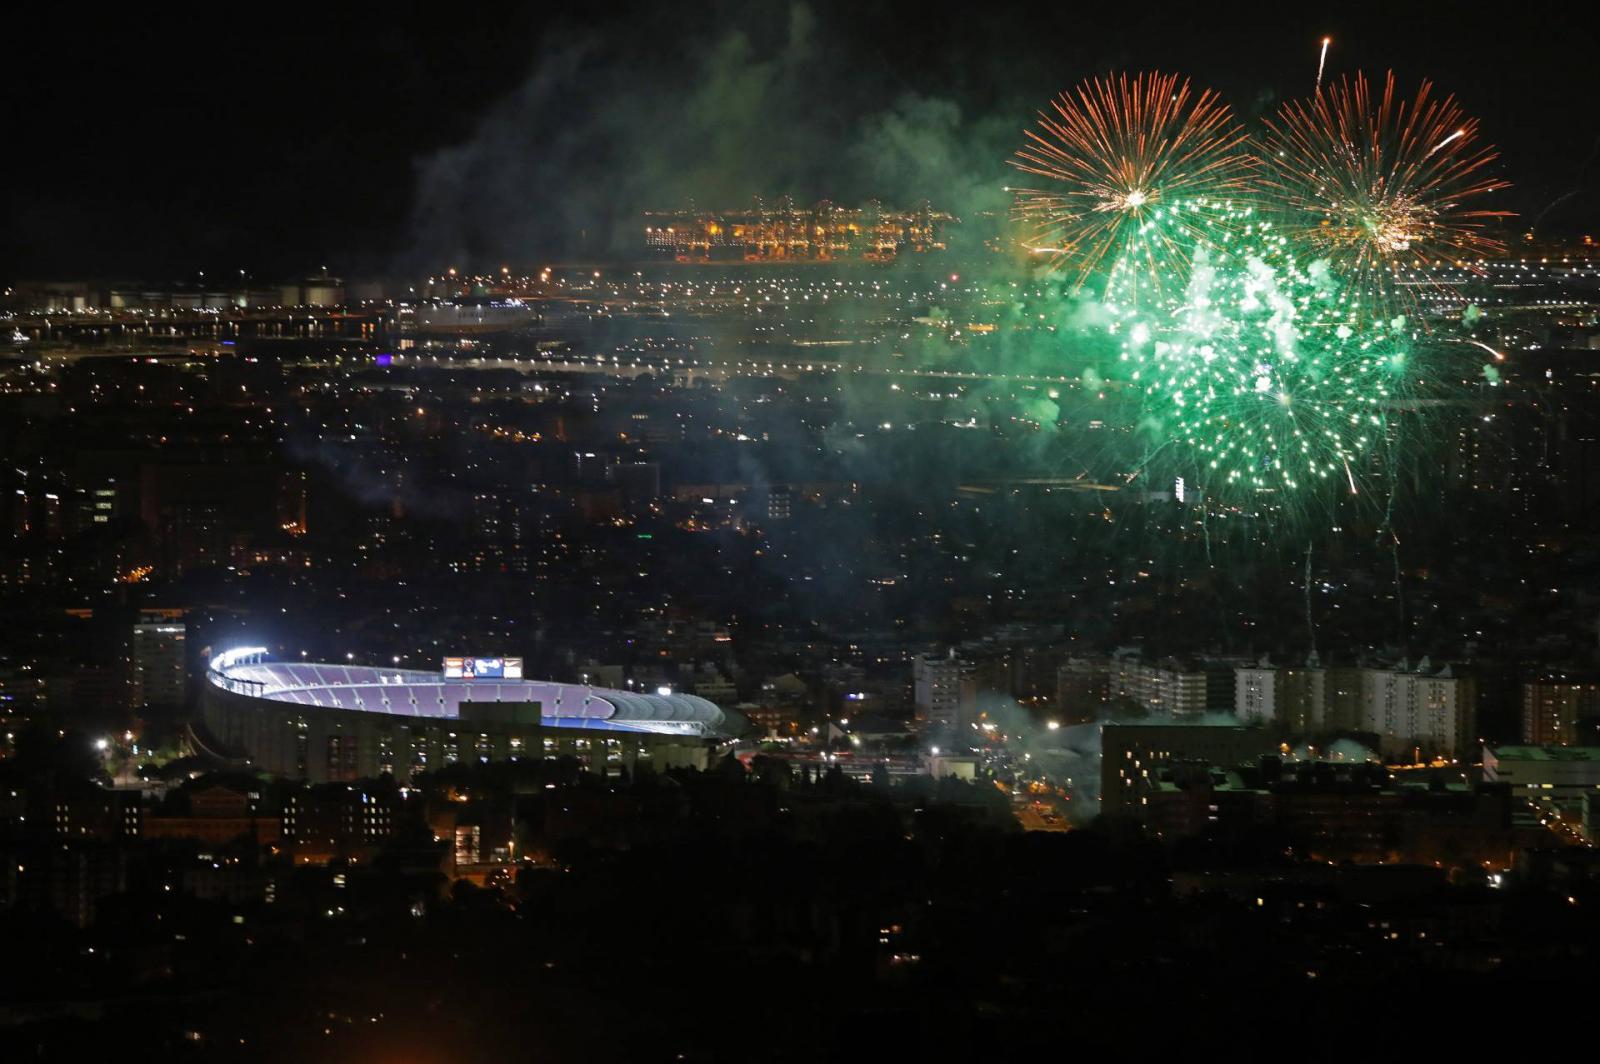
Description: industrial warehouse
202,648,746,783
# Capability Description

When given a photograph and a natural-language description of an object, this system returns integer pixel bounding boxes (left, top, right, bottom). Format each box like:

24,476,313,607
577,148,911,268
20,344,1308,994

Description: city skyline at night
5,3,1600,1061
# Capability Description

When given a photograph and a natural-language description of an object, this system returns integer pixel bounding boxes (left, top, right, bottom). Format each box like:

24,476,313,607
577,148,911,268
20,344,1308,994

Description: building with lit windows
1114,655,1233,716
203,648,746,784
1358,665,1477,760
1521,676,1600,745
1101,722,1278,809
1055,656,1110,723
1235,660,1329,733
131,613,187,709
1483,744,1600,803
913,651,976,728
1234,666,1278,725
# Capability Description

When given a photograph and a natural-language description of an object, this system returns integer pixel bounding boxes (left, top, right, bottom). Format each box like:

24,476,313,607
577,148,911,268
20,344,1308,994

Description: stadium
202,647,746,783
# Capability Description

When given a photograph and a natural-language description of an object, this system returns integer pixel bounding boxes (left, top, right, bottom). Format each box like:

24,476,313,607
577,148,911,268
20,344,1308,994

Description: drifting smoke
394,3,1511,660
406,2,1019,270
1285,738,1380,763
400,2,1188,530
1032,712,1261,822
1325,737,1381,763
283,431,466,520
1038,722,1104,818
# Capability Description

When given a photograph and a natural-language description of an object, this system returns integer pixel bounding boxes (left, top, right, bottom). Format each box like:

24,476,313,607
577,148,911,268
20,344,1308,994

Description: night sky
6,1,1597,280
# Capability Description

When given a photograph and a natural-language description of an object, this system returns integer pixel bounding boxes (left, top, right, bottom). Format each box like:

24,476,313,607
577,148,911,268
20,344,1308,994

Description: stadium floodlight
210,646,268,672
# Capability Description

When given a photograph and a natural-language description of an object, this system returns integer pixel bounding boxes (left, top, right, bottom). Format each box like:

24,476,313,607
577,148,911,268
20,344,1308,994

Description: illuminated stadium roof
208,648,743,739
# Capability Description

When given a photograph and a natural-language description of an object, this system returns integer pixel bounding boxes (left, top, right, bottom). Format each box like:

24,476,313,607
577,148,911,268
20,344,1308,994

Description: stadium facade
203,648,746,783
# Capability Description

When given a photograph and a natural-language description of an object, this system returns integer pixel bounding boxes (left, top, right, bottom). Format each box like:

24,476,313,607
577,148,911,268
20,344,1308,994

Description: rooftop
1486,745,1600,762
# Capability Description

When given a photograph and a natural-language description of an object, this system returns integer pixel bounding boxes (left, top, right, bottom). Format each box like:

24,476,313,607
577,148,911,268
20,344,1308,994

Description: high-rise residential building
1236,659,1476,757
60,475,123,532
1235,664,1278,724
1278,667,1329,733
1235,659,1328,732
913,651,976,728
1056,656,1110,723
131,612,187,710
1323,666,1366,732
1113,655,1232,716
1522,676,1600,745
765,487,792,521
1358,663,1476,759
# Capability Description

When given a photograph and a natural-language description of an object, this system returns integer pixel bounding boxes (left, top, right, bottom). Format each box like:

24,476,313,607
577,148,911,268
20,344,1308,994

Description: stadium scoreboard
443,656,524,680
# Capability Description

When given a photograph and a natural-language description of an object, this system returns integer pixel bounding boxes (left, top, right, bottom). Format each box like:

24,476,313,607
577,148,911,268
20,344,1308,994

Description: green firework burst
1102,200,1414,504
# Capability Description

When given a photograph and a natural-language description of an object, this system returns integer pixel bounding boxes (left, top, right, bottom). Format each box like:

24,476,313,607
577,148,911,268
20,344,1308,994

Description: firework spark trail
1530,129,1600,232
1102,202,1413,509
1315,37,1330,93
1426,128,1465,157
1304,541,1318,661
1009,72,1254,299
1448,337,1505,361
1259,72,1511,310
1392,533,1406,648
